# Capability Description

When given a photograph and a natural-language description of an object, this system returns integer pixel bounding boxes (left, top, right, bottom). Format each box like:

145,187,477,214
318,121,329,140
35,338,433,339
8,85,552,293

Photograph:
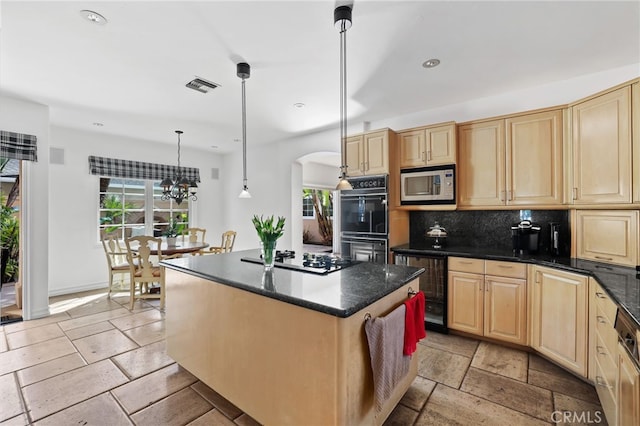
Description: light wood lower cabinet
618,342,640,426
529,265,588,377
575,210,639,267
448,258,527,345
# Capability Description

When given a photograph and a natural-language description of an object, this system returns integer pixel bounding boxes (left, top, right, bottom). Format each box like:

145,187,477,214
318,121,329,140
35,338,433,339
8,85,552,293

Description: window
99,178,189,239
302,193,315,218
302,189,333,219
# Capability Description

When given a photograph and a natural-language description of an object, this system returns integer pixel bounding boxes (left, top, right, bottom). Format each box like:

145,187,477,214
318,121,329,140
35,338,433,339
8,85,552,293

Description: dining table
149,241,209,256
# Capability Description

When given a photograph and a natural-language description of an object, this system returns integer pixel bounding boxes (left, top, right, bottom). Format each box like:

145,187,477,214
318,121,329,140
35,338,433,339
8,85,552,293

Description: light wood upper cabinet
633,82,640,204
529,265,588,377
399,123,456,168
571,86,632,204
458,109,563,208
345,129,390,176
575,209,639,267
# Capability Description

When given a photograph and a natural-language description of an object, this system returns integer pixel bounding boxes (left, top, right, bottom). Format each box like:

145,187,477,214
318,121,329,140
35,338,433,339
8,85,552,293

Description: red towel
403,291,427,355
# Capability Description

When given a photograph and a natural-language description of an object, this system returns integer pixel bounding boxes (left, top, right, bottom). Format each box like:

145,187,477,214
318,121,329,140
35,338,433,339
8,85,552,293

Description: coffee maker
511,220,541,254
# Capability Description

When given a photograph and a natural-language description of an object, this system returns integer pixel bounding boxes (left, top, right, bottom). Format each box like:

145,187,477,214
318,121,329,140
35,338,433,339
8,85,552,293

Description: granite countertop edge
391,244,640,327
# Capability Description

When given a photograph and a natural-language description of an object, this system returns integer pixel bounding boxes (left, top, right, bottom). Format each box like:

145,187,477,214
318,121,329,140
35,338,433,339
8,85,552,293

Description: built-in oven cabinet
457,108,564,208
448,257,527,345
345,129,392,176
574,209,639,267
529,265,588,377
398,122,456,169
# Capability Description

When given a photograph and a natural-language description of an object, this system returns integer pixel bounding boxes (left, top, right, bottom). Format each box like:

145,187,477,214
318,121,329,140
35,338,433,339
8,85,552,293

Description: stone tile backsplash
410,210,570,256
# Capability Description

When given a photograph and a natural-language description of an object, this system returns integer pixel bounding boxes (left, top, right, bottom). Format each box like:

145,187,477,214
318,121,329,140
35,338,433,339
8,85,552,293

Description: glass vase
260,239,277,270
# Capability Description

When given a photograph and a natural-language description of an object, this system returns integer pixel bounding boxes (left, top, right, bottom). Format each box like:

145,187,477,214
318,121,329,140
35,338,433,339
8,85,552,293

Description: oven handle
340,193,387,198
341,236,388,242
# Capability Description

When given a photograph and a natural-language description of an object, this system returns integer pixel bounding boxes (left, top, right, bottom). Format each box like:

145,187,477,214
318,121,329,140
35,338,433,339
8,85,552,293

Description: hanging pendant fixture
160,130,197,205
335,5,353,191
237,62,252,198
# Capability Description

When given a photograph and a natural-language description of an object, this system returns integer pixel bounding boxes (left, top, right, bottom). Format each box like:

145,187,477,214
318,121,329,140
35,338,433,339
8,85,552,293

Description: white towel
365,304,410,411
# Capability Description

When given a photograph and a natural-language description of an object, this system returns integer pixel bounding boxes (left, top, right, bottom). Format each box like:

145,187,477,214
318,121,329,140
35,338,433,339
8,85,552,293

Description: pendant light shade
161,130,198,205
335,6,353,191
238,62,252,198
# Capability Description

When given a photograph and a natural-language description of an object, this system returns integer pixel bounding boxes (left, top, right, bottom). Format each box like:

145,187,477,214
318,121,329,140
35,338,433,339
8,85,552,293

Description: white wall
302,162,338,189
0,95,50,319
47,126,223,295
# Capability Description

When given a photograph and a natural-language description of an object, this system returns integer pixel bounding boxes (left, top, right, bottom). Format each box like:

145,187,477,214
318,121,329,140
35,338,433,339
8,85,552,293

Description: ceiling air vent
186,77,220,93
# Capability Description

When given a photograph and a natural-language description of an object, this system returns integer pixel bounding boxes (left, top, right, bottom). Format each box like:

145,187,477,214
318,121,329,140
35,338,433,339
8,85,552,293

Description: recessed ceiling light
293,103,305,108
79,10,108,25
211,145,218,149
93,122,104,127
422,58,440,69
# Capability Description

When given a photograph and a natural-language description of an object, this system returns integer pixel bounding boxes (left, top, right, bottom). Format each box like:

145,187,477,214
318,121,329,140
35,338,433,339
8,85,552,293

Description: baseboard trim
48,281,108,297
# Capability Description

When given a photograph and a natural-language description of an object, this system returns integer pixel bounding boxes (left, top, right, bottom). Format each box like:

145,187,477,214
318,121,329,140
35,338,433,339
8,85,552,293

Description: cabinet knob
596,315,608,324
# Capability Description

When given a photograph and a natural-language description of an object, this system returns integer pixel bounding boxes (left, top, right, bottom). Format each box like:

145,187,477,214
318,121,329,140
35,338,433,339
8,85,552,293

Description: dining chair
100,230,131,298
182,227,207,255
124,235,170,310
208,230,237,254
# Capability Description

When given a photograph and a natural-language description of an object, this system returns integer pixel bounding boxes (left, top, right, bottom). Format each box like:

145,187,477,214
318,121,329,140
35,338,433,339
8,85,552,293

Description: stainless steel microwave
400,165,456,205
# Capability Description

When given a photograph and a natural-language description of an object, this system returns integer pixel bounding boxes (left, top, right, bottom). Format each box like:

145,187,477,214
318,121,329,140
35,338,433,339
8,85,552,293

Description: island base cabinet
164,268,418,426
618,342,640,426
529,265,588,377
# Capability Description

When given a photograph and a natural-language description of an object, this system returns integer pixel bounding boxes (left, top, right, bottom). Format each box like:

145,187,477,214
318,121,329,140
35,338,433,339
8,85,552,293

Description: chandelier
160,130,197,205
335,5,353,191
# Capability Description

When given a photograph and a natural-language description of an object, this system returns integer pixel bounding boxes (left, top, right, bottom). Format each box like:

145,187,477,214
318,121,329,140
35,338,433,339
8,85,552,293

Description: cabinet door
345,135,364,177
458,120,505,207
447,271,483,335
633,82,640,203
506,110,563,205
572,86,632,204
426,123,456,166
363,131,389,174
530,266,588,376
398,130,426,168
484,276,527,345
618,342,640,426
575,210,638,267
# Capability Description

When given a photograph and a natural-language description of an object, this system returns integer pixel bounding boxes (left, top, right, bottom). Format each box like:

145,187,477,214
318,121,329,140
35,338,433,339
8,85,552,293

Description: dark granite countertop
391,243,640,327
161,249,425,318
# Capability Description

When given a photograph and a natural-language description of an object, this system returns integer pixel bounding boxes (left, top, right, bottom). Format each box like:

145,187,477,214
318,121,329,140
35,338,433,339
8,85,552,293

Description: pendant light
335,5,353,191
160,130,198,205
237,62,252,198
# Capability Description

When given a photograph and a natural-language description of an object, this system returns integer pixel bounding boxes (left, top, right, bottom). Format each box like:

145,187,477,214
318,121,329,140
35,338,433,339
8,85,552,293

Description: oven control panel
345,175,387,191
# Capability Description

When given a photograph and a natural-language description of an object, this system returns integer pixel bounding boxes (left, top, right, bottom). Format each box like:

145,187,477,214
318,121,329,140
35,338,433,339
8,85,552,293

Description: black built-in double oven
339,175,388,264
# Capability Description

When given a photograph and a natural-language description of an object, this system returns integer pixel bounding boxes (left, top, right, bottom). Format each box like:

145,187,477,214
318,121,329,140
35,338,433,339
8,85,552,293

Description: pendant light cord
242,77,248,188
339,23,347,171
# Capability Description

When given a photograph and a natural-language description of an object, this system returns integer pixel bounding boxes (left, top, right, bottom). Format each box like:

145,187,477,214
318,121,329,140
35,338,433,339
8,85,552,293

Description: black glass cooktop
240,250,354,275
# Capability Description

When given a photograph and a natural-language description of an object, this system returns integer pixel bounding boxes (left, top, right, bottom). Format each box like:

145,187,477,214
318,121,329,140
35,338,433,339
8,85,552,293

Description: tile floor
0,289,606,425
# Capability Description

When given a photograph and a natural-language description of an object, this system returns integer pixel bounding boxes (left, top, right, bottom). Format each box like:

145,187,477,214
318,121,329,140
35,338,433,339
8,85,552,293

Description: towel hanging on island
403,291,426,356
365,304,410,411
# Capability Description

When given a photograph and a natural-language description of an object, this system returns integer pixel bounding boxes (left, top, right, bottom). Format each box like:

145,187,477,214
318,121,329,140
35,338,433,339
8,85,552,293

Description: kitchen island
161,249,425,426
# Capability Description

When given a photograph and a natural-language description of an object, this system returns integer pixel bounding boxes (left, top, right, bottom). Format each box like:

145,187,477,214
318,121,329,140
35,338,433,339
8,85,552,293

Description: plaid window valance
0,130,38,162
88,155,200,182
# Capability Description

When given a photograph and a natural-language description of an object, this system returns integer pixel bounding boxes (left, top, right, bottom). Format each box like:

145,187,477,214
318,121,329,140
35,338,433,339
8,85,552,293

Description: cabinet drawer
593,286,617,326
594,353,617,425
595,304,618,355
485,260,526,279
449,257,484,274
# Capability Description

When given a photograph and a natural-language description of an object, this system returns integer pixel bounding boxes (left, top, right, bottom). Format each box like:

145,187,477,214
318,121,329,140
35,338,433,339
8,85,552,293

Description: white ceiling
1,1,639,154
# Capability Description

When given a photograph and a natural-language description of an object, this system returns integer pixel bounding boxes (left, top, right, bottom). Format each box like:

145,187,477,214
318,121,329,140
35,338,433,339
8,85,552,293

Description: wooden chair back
183,227,206,243
124,235,166,310
100,230,127,269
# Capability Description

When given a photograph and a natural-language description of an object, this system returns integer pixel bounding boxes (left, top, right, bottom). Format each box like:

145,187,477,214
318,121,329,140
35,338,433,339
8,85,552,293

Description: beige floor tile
112,340,174,379
0,413,29,426
399,375,436,411
57,308,131,331
122,319,165,346
528,369,599,404
0,336,76,376
417,345,471,388
471,341,529,382
461,367,553,421
416,384,549,426
33,393,132,426
73,328,138,364
0,373,23,422
529,352,571,376
0,331,7,352
6,323,64,350
65,297,125,318
187,409,235,426
22,359,128,422
233,413,262,426
112,363,197,414
130,387,213,426
63,320,115,341
191,381,243,420
421,331,479,357
552,393,608,426
109,309,163,331
383,403,419,426
2,313,70,334
16,352,86,387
